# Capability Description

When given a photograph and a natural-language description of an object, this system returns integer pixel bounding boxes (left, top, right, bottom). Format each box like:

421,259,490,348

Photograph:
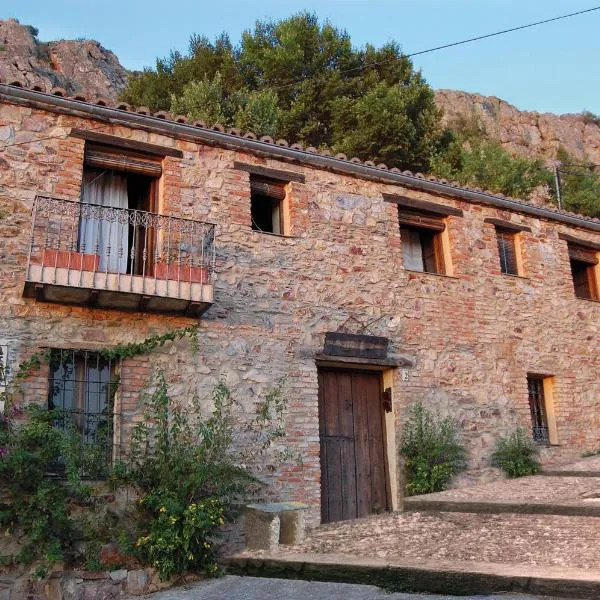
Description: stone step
402,496,600,517
222,552,600,599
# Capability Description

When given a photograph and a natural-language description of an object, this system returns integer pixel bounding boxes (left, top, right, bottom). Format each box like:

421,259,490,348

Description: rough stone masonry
1,82,600,525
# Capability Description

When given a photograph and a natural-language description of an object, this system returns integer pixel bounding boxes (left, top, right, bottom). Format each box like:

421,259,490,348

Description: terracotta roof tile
2,80,599,226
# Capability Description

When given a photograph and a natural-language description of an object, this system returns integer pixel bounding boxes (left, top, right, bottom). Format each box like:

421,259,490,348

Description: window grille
527,375,549,444
0,345,7,412
47,349,117,464
496,229,519,275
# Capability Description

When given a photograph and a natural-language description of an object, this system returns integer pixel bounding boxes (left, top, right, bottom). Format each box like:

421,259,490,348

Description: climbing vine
8,324,199,385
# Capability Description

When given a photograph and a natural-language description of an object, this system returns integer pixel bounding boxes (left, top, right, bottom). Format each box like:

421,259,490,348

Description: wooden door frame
317,363,398,521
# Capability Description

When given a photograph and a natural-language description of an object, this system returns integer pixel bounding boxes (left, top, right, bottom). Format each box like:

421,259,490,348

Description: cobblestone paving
409,476,600,503
546,455,600,473
143,576,564,600
279,511,600,569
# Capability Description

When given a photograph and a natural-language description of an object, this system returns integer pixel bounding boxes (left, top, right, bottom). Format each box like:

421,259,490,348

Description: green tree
121,12,443,171
556,147,600,218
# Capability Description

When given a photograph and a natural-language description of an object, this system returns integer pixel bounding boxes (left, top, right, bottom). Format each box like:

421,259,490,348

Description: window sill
574,296,600,304
405,269,458,280
250,229,297,240
500,273,530,281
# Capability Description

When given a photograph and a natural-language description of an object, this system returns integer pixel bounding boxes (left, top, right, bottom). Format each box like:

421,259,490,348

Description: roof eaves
1,81,600,233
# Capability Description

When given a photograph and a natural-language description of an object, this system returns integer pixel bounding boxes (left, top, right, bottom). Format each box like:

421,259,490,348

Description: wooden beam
382,193,463,216
234,161,305,183
70,128,183,158
558,232,600,252
484,218,532,233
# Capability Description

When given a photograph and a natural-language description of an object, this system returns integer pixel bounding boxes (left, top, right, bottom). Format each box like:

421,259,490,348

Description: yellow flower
204,542,210,548
188,553,194,560
159,506,167,513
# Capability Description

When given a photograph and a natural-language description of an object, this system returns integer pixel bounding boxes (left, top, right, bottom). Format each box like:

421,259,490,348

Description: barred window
0,345,7,412
47,350,117,458
496,228,519,276
527,375,549,444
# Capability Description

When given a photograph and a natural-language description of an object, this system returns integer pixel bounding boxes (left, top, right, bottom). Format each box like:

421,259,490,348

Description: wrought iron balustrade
25,196,216,316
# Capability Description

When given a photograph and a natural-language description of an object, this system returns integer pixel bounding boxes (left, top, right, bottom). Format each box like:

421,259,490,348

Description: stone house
1,81,600,525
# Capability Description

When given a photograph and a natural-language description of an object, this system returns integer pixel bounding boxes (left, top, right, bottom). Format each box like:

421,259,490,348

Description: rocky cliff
2,18,599,166
0,19,128,100
435,89,600,165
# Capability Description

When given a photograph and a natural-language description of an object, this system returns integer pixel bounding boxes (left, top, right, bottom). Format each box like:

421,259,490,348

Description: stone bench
244,502,309,551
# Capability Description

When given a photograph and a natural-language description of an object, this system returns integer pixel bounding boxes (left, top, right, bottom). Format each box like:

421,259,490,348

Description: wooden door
318,368,389,523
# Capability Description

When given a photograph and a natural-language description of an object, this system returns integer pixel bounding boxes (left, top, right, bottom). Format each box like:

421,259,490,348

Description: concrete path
143,576,562,600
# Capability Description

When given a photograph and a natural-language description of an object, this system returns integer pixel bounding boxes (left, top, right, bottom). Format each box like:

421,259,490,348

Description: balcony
24,196,215,317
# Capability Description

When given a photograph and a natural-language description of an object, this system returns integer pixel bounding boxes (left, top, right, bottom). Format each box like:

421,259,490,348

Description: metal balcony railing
25,196,216,316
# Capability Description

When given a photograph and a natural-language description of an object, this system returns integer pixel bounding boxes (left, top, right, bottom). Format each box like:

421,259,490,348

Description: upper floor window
568,245,599,300
399,211,447,274
250,175,287,235
496,228,520,276
80,143,160,274
383,194,461,276
400,223,445,274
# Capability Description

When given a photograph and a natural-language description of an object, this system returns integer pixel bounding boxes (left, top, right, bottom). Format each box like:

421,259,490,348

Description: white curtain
79,171,129,273
402,228,425,272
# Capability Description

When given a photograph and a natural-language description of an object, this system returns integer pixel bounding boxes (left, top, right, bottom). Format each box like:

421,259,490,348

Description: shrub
114,373,290,580
492,427,541,478
0,404,110,566
399,402,466,496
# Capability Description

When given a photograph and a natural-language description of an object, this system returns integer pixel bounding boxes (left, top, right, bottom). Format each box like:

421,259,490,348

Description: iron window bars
47,349,118,472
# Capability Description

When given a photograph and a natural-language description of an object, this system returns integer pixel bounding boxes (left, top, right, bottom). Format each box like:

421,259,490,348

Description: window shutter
250,176,286,200
84,144,162,177
401,228,425,271
568,245,599,266
496,230,519,275
398,210,445,231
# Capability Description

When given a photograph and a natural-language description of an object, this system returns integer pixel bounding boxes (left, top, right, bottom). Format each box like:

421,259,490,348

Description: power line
272,5,600,91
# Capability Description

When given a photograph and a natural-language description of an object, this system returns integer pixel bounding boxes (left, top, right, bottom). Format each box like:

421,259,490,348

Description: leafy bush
114,373,289,580
399,402,466,496
0,368,290,579
0,405,110,566
492,427,541,478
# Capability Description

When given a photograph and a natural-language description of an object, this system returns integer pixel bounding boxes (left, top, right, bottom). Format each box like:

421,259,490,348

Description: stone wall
2,98,600,522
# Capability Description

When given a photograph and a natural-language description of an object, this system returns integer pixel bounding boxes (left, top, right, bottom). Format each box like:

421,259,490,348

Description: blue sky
3,0,600,115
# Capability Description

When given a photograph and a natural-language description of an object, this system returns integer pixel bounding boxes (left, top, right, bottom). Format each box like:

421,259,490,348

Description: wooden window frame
526,374,558,445
495,227,523,276
399,209,451,275
82,143,160,276
249,175,289,236
567,244,599,300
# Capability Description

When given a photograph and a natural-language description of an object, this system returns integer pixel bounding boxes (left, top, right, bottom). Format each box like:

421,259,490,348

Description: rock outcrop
435,89,600,165
0,18,128,100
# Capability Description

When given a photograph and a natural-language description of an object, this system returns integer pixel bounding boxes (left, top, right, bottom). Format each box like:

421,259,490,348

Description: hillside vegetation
121,13,600,217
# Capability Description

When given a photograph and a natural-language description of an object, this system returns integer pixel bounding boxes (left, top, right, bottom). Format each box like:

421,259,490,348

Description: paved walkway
143,576,563,600
276,511,600,569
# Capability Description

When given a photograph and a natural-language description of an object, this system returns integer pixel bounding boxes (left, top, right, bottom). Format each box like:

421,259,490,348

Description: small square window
496,228,520,276
250,176,286,235
568,245,598,300
401,226,445,274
